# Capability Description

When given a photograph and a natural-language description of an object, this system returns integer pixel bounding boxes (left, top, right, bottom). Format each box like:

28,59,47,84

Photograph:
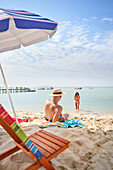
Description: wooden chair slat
35,131,65,147
34,144,51,158
29,136,56,154
39,130,70,144
29,139,51,158
31,133,61,150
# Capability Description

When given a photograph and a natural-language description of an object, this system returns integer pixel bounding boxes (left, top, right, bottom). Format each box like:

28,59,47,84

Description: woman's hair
75,92,79,96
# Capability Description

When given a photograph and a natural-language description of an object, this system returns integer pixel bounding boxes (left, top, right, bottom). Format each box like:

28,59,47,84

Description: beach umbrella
0,8,58,52
0,8,58,124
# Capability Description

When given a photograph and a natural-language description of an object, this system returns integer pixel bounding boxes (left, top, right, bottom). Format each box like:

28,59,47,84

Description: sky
0,0,113,87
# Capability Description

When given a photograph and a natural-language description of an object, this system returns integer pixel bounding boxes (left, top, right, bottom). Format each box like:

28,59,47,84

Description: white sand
0,111,113,170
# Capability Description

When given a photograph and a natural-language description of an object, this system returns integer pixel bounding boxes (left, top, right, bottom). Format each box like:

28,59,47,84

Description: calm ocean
0,87,113,114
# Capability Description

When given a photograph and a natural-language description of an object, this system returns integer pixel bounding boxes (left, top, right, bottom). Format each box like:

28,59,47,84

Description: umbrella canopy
0,8,58,53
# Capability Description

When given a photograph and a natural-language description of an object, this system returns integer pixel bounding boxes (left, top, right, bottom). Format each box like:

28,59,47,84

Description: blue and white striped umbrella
0,8,58,53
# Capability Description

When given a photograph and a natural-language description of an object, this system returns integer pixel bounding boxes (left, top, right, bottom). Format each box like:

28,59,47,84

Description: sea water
0,87,113,114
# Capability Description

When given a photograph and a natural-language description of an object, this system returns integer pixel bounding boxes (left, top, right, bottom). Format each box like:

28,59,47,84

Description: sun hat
49,88,65,96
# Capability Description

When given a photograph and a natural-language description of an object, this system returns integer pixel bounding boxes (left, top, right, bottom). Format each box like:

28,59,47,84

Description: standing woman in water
74,92,80,110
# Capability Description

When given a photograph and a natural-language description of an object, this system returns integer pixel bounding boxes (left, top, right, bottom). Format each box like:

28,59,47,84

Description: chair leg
40,156,55,170
25,157,55,170
0,146,20,161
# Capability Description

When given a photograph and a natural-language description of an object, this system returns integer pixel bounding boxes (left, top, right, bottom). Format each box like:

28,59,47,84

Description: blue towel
57,119,83,128
39,119,83,128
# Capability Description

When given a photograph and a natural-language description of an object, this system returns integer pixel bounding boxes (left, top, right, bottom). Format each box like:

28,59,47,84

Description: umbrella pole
0,64,19,125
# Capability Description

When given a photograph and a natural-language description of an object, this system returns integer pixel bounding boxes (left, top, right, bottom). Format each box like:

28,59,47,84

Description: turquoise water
0,87,113,114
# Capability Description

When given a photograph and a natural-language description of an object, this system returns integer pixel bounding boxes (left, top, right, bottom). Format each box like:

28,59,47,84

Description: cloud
82,18,89,22
102,17,113,22
0,18,113,86
90,17,97,20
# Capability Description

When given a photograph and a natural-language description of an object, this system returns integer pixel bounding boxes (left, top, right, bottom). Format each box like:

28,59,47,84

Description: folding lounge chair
0,104,70,170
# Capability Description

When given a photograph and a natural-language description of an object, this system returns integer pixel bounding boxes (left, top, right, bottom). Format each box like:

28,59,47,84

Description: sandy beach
0,111,113,170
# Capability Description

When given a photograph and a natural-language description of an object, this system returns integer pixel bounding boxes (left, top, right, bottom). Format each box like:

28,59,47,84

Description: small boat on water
75,87,82,90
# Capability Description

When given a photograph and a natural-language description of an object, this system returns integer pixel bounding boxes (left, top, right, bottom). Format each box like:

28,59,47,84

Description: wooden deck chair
0,104,70,170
